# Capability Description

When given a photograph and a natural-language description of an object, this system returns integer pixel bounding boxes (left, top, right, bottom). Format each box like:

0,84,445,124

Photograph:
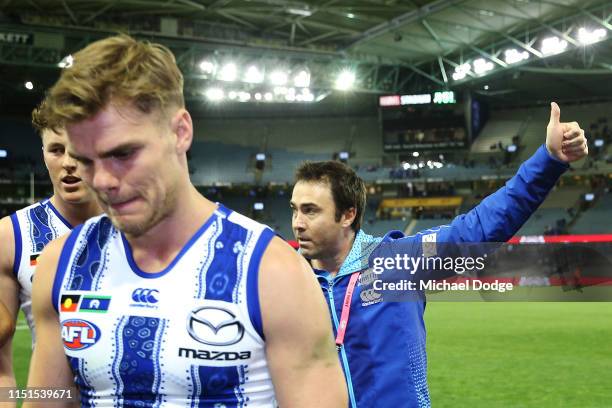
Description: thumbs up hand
546,102,588,163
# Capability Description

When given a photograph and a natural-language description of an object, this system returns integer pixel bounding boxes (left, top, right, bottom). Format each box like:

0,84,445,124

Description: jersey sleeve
369,145,568,282
434,144,568,243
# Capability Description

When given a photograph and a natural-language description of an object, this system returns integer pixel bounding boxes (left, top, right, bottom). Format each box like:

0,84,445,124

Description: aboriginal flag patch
30,253,41,266
60,294,81,313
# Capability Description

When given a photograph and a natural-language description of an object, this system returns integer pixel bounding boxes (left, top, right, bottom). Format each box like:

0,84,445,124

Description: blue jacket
315,145,568,407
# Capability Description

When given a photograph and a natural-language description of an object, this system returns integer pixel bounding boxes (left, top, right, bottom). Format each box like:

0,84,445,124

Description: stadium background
1,0,611,406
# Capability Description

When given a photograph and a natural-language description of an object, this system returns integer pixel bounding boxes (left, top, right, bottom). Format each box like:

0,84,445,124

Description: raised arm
369,103,588,282
0,216,20,408
23,236,78,408
418,102,587,244
259,237,348,407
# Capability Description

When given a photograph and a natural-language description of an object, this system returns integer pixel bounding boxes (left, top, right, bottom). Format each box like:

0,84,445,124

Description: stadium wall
192,116,382,163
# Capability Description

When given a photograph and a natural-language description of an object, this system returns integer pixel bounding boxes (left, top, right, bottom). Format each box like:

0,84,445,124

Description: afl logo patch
61,319,100,351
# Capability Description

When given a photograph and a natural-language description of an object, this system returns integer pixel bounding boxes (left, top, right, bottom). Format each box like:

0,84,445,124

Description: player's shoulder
260,236,312,284
12,199,47,218
0,215,16,275
64,214,112,253
81,213,109,228
0,203,44,274
2,200,51,236
0,214,13,238
224,206,269,234
0,201,43,232
219,204,306,280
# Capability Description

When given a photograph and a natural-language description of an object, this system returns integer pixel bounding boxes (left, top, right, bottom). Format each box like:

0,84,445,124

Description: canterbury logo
360,288,382,303
131,288,159,304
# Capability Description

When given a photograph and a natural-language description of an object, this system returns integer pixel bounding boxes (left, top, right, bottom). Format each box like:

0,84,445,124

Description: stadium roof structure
0,0,611,109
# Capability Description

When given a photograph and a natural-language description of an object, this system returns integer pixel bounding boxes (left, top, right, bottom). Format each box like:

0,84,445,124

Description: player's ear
171,108,193,154
341,207,357,228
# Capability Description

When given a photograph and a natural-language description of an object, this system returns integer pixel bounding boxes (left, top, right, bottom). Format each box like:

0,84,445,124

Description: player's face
291,180,346,260
65,104,184,237
42,128,92,204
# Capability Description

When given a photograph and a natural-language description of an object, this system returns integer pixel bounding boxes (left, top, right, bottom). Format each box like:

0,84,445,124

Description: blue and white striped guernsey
52,204,277,407
10,198,73,344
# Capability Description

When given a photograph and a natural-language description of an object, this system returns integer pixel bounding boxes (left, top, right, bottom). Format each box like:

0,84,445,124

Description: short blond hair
31,98,53,136
40,34,184,130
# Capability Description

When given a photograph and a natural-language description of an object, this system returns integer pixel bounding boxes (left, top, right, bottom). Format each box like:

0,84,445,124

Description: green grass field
426,303,612,407
13,313,32,390
13,303,612,407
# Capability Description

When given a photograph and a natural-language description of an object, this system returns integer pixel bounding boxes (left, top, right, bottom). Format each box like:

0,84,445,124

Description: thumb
549,102,561,125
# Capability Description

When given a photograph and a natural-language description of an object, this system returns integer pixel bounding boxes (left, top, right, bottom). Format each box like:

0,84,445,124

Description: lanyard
335,271,360,349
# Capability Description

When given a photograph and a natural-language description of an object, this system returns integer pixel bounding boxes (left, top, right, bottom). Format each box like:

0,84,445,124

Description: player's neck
123,185,217,273
49,195,101,227
312,230,356,277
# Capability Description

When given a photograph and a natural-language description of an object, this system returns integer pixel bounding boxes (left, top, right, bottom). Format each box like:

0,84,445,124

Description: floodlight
205,88,224,101
199,59,216,75
218,63,238,81
504,49,529,64
244,65,265,84
578,27,606,44
335,69,355,90
270,70,289,86
238,91,251,102
293,69,310,88
473,58,494,75
541,37,568,55
452,63,471,81
58,55,74,68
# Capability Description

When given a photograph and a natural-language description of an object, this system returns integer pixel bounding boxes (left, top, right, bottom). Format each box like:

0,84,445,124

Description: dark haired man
290,103,588,407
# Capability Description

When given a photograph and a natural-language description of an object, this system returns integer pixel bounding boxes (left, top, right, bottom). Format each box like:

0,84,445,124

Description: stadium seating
260,149,329,184
516,208,568,235
539,186,587,209
263,194,293,239
470,120,523,153
189,142,255,185
570,192,612,234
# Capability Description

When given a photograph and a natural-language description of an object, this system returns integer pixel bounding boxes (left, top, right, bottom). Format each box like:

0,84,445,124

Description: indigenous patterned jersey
10,198,72,343
53,205,277,407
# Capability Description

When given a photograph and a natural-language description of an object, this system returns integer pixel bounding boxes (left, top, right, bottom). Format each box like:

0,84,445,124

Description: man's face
42,128,92,204
290,180,347,260
66,103,182,236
